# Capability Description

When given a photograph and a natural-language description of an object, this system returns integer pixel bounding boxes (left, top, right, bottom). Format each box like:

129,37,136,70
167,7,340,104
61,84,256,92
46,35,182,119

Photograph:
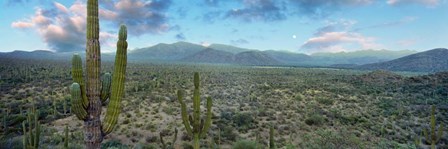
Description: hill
182,48,234,64
182,49,281,65
311,49,416,65
129,41,205,61
234,51,280,65
263,50,312,65
358,48,448,72
208,44,253,54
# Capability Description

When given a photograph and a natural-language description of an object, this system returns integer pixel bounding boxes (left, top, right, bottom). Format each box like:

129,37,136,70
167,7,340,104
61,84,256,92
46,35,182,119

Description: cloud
288,0,374,18
175,33,186,40
11,1,117,52
225,0,286,22
301,32,380,53
231,39,249,45
5,0,30,6
12,0,173,52
353,16,418,31
387,0,440,6
203,0,220,6
101,0,172,36
314,19,356,35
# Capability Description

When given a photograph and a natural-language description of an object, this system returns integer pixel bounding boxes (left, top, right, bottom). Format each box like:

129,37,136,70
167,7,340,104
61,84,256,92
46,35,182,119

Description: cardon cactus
69,0,128,148
177,72,213,149
22,104,40,149
423,105,444,149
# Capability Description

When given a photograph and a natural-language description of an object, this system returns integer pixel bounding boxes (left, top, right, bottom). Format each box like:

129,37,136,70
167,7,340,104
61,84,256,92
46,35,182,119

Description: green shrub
232,140,258,149
305,114,325,126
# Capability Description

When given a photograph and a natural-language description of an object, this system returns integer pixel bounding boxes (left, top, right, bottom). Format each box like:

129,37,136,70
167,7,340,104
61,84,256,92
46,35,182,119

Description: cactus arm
100,73,111,103
200,97,212,137
71,83,87,120
160,132,166,149
436,124,443,142
22,122,26,149
102,25,128,135
71,54,88,108
34,112,40,148
178,90,193,135
172,128,178,146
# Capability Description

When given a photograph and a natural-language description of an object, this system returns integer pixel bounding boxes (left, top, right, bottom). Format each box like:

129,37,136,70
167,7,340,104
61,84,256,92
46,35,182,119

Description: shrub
305,114,325,126
232,140,258,149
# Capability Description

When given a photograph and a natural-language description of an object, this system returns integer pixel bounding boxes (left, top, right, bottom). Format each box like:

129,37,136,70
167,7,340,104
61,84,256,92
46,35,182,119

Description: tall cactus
423,105,444,149
69,0,128,148
22,104,40,149
177,72,213,149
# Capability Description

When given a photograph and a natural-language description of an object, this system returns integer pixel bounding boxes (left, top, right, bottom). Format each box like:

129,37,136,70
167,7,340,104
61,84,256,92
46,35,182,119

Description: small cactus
160,128,178,149
423,105,444,149
269,126,275,149
177,72,213,149
64,125,69,149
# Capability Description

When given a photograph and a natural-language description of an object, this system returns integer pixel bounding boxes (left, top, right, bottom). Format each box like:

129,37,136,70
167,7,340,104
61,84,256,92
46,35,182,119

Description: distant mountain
311,49,416,65
263,50,312,65
358,48,448,72
182,48,234,64
208,44,253,54
234,51,280,65
129,42,205,61
182,49,280,65
0,50,56,60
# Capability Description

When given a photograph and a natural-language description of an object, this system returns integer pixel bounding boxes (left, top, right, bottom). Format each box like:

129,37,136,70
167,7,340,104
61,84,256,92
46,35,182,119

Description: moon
292,35,297,39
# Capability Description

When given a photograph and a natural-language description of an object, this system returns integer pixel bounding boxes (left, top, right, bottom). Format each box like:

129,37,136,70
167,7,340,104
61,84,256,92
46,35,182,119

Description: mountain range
1,41,446,72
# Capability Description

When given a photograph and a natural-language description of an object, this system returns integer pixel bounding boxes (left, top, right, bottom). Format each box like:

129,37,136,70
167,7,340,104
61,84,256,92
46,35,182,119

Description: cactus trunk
84,0,102,147
193,133,200,149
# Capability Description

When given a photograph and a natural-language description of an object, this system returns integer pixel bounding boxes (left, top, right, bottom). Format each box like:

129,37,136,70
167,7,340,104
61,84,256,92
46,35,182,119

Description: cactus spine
22,105,40,149
160,128,178,149
177,72,213,149
423,105,444,149
68,0,128,148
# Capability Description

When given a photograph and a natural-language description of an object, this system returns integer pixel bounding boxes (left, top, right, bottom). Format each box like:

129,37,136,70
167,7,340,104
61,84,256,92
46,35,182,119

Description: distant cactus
177,72,213,149
269,126,275,149
160,128,178,149
64,125,69,149
22,104,40,149
423,105,444,149
68,0,128,148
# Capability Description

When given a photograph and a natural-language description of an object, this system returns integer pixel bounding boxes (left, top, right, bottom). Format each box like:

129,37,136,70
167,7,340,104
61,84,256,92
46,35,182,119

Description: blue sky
1,0,447,54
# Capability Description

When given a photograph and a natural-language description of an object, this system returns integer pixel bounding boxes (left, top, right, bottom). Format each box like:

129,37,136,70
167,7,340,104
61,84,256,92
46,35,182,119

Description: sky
1,0,448,54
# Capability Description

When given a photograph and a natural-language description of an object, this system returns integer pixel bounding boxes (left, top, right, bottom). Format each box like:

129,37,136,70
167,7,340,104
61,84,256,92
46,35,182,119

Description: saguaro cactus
177,72,213,149
69,0,128,148
423,105,444,149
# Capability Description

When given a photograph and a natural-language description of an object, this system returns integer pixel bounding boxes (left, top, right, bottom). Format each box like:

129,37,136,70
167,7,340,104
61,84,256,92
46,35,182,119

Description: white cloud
301,31,381,53
387,0,440,6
